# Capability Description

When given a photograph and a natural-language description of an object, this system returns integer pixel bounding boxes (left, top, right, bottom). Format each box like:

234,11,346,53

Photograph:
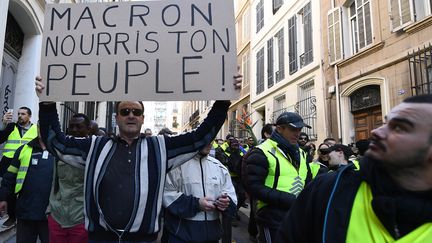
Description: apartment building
249,0,327,142
321,0,432,143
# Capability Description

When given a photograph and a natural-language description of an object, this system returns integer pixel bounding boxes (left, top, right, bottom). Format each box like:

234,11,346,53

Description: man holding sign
36,1,239,241
36,74,240,243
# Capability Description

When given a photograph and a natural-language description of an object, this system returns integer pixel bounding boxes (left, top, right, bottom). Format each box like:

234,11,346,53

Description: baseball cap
275,112,311,129
326,144,354,157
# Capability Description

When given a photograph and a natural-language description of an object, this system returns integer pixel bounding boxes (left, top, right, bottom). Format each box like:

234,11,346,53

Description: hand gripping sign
40,0,238,101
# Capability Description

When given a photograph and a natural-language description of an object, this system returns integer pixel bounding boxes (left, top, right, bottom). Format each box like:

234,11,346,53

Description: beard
366,146,429,172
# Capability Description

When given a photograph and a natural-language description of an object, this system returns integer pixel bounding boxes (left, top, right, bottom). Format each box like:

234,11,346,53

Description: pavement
0,202,254,243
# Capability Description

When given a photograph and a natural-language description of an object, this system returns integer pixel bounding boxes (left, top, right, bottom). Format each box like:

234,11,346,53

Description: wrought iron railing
409,43,432,95
270,97,317,140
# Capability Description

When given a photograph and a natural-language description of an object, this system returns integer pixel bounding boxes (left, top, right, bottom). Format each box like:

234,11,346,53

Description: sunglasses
119,108,143,116
319,148,330,155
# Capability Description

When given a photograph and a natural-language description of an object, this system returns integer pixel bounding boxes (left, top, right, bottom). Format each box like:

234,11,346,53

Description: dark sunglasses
319,148,331,155
119,108,143,116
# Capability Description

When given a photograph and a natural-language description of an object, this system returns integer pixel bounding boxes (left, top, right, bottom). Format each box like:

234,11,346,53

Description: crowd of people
0,74,430,243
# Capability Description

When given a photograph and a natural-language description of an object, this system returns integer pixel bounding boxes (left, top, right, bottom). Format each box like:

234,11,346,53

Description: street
0,206,253,243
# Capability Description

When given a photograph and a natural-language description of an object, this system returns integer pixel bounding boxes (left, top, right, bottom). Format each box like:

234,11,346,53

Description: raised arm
164,74,242,170
36,77,91,166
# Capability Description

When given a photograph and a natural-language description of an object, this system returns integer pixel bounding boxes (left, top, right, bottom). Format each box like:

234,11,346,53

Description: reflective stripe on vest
346,182,432,242
256,139,308,210
14,145,33,194
3,124,37,158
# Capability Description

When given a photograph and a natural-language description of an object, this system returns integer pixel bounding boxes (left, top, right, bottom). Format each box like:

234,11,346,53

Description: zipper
199,157,209,241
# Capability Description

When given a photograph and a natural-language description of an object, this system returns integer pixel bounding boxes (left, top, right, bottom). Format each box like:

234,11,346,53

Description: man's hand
0,201,8,217
233,73,243,90
35,76,45,98
198,197,216,212
2,111,12,124
214,193,230,211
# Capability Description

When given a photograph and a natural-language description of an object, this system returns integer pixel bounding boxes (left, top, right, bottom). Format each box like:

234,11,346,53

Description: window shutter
256,0,264,33
277,28,285,81
288,16,298,74
256,48,265,94
303,2,313,66
327,7,342,64
267,38,274,88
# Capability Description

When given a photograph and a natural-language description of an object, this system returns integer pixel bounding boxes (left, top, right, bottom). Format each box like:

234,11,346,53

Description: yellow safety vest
256,139,308,210
347,182,432,243
2,124,37,158
5,144,33,194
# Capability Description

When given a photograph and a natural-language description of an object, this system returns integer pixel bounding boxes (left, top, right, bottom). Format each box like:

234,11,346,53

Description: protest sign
40,0,238,101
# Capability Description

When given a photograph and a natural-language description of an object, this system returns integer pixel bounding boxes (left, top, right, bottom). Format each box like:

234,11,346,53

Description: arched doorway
350,85,382,140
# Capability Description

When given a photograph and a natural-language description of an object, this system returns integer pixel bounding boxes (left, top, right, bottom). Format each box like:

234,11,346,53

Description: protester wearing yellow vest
244,112,314,243
278,94,432,243
0,136,54,243
0,107,37,229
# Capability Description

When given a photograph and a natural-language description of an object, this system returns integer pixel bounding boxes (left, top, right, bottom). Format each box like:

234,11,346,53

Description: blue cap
275,112,311,129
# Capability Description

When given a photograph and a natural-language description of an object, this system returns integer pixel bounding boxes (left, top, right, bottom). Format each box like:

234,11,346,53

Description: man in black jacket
244,112,312,243
278,94,432,242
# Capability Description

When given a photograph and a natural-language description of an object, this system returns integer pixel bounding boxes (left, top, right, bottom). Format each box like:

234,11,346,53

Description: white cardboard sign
40,0,238,101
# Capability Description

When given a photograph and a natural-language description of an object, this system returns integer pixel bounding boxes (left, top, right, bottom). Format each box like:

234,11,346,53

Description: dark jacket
0,138,54,220
244,146,298,229
277,157,432,243
39,101,229,242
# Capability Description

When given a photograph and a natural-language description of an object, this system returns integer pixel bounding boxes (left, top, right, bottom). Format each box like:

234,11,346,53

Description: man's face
328,150,343,166
247,138,254,146
200,143,212,156
276,125,302,145
115,101,144,138
366,102,432,169
318,144,330,161
298,135,308,146
144,129,152,137
68,117,90,137
17,109,31,126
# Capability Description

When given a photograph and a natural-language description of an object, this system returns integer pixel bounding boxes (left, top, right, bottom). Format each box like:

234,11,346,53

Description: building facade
0,0,45,122
249,0,327,142
321,0,432,143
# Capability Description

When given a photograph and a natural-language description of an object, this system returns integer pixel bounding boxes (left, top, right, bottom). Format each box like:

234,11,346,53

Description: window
288,2,314,74
390,0,432,31
273,0,284,14
242,52,250,87
328,8,343,63
243,8,251,41
348,0,372,54
300,2,313,68
256,0,264,33
267,28,285,87
296,80,317,140
256,47,265,94
273,94,286,120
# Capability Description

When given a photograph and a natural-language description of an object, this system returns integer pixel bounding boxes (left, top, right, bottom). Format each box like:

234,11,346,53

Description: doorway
350,85,382,141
